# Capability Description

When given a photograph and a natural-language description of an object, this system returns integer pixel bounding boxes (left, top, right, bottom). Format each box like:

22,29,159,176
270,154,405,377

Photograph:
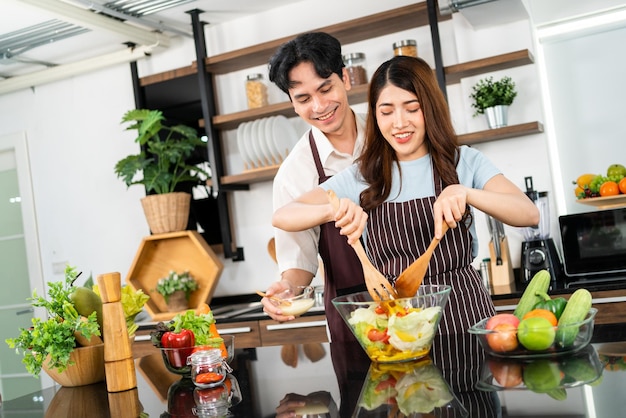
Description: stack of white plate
237,115,299,171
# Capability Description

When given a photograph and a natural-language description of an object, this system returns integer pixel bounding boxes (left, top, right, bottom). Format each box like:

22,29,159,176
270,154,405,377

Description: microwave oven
559,207,626,282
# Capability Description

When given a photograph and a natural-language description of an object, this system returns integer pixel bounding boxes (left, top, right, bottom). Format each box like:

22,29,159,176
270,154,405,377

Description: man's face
287,61,352,137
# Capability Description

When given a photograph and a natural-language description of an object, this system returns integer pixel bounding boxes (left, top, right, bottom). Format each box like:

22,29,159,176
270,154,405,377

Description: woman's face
375,83,427,161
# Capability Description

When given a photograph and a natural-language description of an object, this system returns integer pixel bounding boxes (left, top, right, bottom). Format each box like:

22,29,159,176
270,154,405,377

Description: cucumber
513,270,551,320
555,288,593,348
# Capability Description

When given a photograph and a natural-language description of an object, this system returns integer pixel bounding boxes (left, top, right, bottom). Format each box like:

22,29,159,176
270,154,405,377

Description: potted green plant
115,109,210,234
469,76,517,129
156,270,199,312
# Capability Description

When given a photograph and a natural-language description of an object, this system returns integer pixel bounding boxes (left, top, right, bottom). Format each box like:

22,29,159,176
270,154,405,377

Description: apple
486,313,520,331
486,323,519,352
488,359,523,388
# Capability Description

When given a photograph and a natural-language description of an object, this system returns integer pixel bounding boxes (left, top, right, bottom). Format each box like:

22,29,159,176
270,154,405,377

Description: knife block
489,237,515,295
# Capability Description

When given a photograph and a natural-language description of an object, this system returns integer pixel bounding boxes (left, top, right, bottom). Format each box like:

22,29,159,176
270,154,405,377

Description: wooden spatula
327,190,397,301
395,223,449,298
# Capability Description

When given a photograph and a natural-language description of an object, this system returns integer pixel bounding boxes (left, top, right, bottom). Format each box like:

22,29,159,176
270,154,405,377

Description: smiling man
262,32,366,343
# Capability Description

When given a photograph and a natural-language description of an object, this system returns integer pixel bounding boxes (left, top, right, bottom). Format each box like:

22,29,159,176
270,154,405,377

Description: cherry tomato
367,328,390,343
486,323,519,352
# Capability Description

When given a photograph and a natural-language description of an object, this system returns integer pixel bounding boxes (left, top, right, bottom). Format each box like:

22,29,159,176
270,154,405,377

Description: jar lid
188,348,222,364
393,39,417,49
342,52,365,61
246,73,264,81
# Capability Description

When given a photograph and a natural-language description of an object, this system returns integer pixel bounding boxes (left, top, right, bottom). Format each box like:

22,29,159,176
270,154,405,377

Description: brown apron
365,162,498,415
309,131,366,343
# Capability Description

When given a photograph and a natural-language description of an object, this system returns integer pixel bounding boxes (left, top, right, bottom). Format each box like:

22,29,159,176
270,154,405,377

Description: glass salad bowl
332,285,451,363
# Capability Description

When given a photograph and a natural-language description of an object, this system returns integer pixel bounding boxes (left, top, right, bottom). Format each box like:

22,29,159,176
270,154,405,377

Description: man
261,32,366,343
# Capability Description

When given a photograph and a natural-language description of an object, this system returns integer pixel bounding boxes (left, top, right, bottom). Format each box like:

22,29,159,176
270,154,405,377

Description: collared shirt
272,112,366,275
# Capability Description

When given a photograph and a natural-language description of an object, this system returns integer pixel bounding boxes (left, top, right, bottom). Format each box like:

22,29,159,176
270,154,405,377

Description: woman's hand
433,184,467,238
331,196,368,245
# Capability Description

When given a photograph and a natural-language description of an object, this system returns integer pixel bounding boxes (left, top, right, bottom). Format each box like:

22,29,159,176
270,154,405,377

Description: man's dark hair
268,32,345,96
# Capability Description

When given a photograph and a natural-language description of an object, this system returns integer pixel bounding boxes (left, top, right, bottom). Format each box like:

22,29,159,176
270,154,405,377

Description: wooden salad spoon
395,223,449,298
327,190,397,301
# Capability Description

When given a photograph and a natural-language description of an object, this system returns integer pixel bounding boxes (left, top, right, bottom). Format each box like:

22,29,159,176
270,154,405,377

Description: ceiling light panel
0,20,89,60
104,0,196,17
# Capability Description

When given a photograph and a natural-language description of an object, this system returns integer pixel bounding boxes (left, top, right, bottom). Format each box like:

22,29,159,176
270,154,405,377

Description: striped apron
365,164,500,416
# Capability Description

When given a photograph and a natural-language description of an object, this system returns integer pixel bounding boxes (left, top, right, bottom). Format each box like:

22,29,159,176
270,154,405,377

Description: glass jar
245,73,268,109
393,39,418,57
342,52,367,86
187,349,230,388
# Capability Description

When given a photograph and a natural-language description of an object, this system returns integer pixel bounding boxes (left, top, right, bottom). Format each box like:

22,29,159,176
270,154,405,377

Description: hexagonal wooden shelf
125,230,223,322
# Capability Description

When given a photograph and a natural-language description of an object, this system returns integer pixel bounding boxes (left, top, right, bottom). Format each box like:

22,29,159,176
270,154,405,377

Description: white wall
0,0,565,297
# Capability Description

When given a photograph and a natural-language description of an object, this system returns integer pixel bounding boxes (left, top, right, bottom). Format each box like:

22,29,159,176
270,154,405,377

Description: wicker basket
141,192,191,234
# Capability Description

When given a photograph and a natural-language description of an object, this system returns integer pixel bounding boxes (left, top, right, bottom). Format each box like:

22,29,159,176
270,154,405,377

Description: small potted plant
115,109,211,234
156,270,199,312
469,76,517,129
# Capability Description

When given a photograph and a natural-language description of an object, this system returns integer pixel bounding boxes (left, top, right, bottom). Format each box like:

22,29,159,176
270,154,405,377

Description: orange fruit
522,308,557,326
619,177,626,194
599,181,619,197
574,186,584,197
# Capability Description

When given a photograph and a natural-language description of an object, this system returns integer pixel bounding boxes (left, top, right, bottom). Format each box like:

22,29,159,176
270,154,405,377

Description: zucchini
513,270,551,320
555,288,593,348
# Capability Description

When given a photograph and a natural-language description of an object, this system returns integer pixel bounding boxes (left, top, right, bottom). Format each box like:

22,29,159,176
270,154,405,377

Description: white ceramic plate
241,121,256,169
272,115,299,161
257,118,273,167
264,116,280,165
237,122,252,170
249,119,264,168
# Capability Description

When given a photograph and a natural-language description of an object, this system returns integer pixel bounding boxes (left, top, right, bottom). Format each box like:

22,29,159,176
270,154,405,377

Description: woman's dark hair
268,32,345,96
359,56,461,212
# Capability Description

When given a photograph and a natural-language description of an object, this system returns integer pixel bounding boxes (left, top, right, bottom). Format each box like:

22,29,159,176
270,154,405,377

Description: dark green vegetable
533,292,567,319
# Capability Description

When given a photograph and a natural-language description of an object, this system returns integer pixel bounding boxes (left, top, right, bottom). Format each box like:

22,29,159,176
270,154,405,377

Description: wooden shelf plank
203,4,450,75
219,122,544,185
445,49,534,85
459,121,544,145
208,83,368,130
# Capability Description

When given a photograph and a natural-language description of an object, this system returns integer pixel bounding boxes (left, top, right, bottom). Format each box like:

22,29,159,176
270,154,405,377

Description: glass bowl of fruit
332,285,451,363
469,308,597,359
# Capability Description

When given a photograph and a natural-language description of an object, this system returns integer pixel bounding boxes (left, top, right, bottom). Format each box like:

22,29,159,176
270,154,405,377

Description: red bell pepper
161,329,195,368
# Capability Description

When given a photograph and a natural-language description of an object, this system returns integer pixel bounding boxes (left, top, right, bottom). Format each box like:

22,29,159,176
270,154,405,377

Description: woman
272,56,539,369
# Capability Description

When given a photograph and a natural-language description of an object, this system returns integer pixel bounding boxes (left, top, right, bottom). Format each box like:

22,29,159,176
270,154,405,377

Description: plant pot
485,105,509,129
42,344,105,387
166,290,189,312
141,192,191,234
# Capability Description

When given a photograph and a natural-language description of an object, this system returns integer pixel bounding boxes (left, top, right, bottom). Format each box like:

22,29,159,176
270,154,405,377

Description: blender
519,176,563,288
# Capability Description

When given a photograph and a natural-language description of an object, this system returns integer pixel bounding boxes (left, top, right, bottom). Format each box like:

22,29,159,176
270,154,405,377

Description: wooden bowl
42,344,105,387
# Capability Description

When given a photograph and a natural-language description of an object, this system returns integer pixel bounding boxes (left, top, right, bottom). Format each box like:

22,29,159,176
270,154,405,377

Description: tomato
517,317,555,351
486,323,519,352
522,308,557,327
619,177,626,194
375,377,397,392
600,181,619,197
486,313,520,331
374,305,386,315
367,328,390,343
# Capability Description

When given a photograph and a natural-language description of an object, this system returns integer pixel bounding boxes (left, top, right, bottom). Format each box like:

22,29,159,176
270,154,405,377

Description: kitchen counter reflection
3,329,626,417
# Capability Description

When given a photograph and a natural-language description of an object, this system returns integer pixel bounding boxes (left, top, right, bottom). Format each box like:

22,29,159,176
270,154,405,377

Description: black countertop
2,326,626,418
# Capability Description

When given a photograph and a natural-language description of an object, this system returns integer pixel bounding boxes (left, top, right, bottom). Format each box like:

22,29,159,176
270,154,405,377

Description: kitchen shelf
459,121,544,145
217,122,545,186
